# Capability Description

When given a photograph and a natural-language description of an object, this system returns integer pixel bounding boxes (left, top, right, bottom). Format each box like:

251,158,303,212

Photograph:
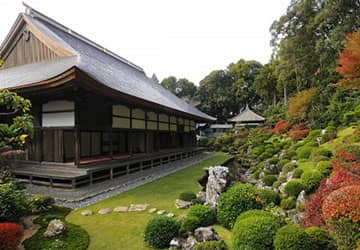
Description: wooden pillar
74,97,81,166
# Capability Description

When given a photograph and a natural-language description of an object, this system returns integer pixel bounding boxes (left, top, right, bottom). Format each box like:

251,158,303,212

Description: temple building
228,105,265,128
0,4,214,189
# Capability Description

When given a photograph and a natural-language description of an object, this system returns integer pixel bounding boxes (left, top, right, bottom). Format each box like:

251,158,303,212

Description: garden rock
81,210,92,216
194,227,220,242
287,209,305,225
278,182,287,194
43,219,66,237
170,237,183,248
128,204,149,211
157,210,166,215
197,191,206,204
175,199,192,209
205,166,229,207
149,208,157,213
98,208,112,214
296,190,307,208
183,236,196,250
114,206,128,212
286,171,293,181
167,213,175,218
264,163,278,174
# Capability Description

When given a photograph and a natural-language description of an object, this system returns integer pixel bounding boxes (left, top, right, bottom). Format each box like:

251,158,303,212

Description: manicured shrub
260,151,273,160
278,159,291,170
287,129,309,142
263,175,278,186
180,216,201,233
268,157,279,165
292,168,304,178
193,240,228,250
273,119,292,134
312,155,329,164
337,144,360,160
179,191,197,202
258,189,281,206
311,148,333,159
233,214,282,250
198,136,210,147
273,181,282,188
217,183,262,229
328,218,360,250
0,182,31,222
282,162,296,173
284,180,305,197
31,195,55,212
144,216,180,248
280,197,296,210
236,209,275,221
249,146,265,158
0,223,24,250
278,175,287,183
305,226,336,250
316,161,332,176
283,150,297,160
301,171,323,193
187,205,216,226
322,185,360,223
274,225,314,250
296,146,315,159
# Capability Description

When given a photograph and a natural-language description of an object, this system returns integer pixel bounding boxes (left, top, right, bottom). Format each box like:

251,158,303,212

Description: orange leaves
335,29,360,89
286,88,318,120
273,119,292,134
322,185,360,223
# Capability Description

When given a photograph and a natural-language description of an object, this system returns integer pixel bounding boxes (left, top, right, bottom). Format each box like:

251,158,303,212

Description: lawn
66,152,232,250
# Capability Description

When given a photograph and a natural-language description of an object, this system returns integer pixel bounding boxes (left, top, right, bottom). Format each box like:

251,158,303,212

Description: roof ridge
22,2,144,73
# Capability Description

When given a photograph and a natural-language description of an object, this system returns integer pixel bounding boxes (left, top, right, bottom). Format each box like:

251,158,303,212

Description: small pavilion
228,105,265,128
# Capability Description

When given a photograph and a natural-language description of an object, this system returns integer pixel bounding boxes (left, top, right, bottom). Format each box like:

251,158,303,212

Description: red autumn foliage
322,185,360,223
272,119,292,134
287,129,309,142
336,149,356,162
0,223,24,250
302,158,360,228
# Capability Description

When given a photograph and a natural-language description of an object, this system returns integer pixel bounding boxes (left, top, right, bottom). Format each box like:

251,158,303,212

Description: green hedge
305,227,336,250
187,205,216,227
193,240,228,250
274,225,314,250
284,180,305,197
179,191,197,202
280,197,296,210
263,175,278,186
258,189,281,206
301,171,323,193
296,146,315,159
144,216,180,248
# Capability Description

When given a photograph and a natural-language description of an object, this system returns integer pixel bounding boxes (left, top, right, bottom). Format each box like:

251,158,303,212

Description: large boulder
296,190,307,208
44,219,66,237
205,166,229,207
175,199,192,209
194,227,220,242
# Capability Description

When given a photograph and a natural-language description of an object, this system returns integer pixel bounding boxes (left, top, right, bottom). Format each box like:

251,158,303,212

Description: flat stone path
19,215,40,250
53,152,212,208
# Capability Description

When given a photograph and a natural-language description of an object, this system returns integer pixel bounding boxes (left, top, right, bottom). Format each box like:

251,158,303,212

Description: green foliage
161,76,197,99
263,175,278,186
236,209,275,221
258,190,281,206
301,171,323,193
305,226,336,250
280,197,296,210
217,183,262,229
198,136,210,148
179,191,196,202
193,240,228,250
316,161,332,176
337,144,360,160
0,182,31,222
283,150,297,160
277,159,290,171
296,146,315,159
249,146,265,158
273,181,282,189
233,214,282,250
187,205,216,227
180,216,200,234
282,162,296,173
214,135,233,151
328,218,360,250
311,148,333,159
284,180,305,197
144,216,180,248
268,157,279,165
31,195,55,213
274,225,314,250
24,206,89,250
292,168,304,178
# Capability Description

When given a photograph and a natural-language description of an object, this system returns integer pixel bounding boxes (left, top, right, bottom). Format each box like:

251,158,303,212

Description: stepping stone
98,208,112,214
157,210,166,215
175,199,192,209
149,208,157,213
167,213,175,218
128,204,149,212
114,206,128,213
81,210,93,216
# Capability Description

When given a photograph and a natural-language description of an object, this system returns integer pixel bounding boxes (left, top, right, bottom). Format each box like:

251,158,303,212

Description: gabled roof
228,105,265,123
0,4,215,121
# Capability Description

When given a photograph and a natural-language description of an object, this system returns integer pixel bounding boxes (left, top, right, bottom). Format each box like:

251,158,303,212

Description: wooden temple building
228,105,265,128
0,5,215,189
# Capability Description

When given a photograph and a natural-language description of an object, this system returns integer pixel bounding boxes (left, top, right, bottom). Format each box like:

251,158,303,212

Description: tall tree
160,76,197,98
253,61,279,106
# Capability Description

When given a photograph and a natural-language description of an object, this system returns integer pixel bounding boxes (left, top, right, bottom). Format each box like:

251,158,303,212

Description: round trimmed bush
0,222,24,250
282,162,296,173
292,168,304,178
236,209,275,221
278,176,287,183
144,216,180,248
180,216,200,233
274,225,314,250
179,191,197,202
263,175,278,186
316,161,332,176
284,180,305,197
273,180,282,188
301,171,323,193
311,148,333,159
193,240,228,250
217,183,262,229
296,146,315,159
280,197,296,210
258,189,281,206
187,205,216,226
283,150,297,160
305,226,336,250
233,215,282,250
268,157,279,165
277,159,291,171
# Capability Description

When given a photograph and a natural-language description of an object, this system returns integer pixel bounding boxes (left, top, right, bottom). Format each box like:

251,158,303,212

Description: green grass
321,127,355,152
67,152,231,250
24,206,89,250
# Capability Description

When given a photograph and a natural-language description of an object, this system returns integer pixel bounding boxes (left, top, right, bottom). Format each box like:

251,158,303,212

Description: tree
160,76,197,99
287,87,318,121
336,29,360,89
253,61,279,106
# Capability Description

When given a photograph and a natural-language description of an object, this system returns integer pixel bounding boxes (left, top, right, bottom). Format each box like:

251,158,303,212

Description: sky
0,0,290,84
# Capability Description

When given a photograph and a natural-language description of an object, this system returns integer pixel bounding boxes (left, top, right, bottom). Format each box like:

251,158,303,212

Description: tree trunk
273,90,277,106
284,85,288,105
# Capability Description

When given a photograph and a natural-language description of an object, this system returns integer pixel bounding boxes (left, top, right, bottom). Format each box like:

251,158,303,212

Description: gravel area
27,152,212,209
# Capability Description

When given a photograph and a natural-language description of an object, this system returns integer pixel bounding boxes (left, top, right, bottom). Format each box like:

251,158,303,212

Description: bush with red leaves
0,222,24,250
287,129,309,142
272,119,292,134
322,185,360,223
302,159,360,228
